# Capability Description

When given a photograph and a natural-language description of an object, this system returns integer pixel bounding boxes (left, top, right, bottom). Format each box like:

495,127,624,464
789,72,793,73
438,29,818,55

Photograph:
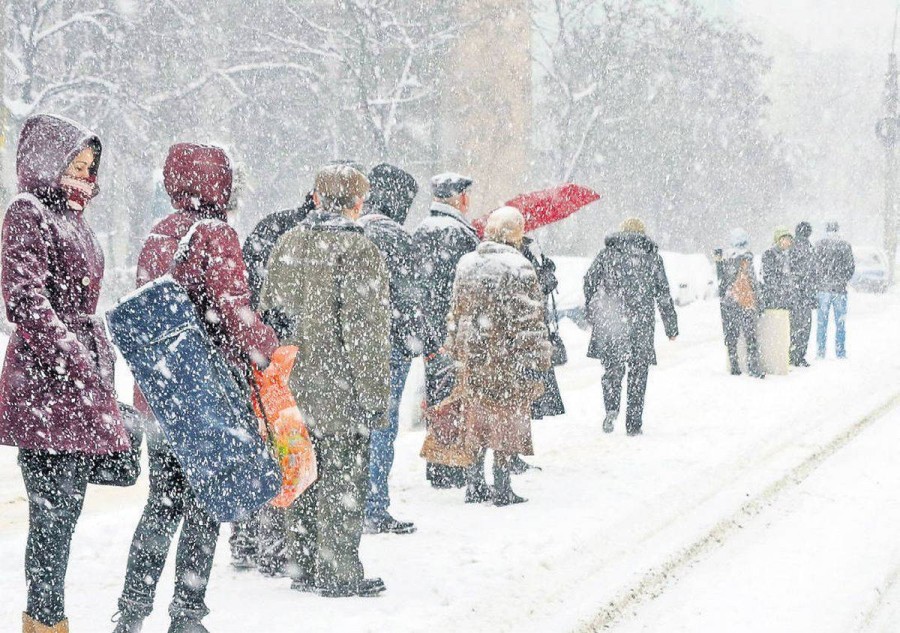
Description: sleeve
845,245,855,282
201,223,278,368
1,201,98,385
395,231,427,355
241,225,267,311
338,240,391,419
583,252,604,307
257,235,296,345
654,255,679,338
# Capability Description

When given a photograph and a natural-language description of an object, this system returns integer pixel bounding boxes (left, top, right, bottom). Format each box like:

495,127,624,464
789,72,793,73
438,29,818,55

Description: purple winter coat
0,114,128,454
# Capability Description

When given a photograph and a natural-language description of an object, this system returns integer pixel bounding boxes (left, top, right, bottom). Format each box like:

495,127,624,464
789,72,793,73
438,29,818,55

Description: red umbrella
472,183,601,237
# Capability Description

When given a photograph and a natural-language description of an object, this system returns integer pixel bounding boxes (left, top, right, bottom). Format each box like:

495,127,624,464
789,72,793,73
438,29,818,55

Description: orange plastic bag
252,346,317,508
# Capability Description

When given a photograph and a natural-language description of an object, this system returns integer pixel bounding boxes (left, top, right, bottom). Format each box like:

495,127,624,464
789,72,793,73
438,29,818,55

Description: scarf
60,174,98,211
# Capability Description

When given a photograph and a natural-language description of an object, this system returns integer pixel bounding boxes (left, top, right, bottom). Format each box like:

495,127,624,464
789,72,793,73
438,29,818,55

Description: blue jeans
816,292,848,358
366,349,411,520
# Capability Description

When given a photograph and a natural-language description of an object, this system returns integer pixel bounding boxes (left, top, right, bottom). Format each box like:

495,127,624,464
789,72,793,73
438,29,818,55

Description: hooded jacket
0,114,128,454
583,231,678,365
260,210,390,434
816,235,855,294
133,144,277,412
359,164,423,358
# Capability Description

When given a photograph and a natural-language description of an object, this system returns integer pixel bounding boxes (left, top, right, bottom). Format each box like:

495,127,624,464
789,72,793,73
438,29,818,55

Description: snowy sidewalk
1,292,899,632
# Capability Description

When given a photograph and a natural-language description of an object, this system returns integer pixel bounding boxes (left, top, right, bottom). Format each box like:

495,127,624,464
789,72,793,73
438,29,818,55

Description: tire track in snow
576,391,900,632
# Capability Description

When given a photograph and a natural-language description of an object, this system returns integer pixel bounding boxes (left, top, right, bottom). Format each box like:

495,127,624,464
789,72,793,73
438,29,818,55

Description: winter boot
603,410,618,433
167,604,209,633
167,615,209,633
509,454,541,474
492,463,526,507
465,449,491,503
111,610,145,633
23,614,69,633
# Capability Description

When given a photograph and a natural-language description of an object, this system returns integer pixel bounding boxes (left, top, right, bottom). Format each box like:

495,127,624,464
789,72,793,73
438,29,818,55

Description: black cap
367,163,418,225
431,172,473,198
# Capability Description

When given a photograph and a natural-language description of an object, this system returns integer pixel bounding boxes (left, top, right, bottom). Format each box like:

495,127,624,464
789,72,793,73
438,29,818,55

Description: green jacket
260,210,390,434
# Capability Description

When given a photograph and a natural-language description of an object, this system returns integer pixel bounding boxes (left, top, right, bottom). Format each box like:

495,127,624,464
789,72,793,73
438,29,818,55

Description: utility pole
876,7,900,285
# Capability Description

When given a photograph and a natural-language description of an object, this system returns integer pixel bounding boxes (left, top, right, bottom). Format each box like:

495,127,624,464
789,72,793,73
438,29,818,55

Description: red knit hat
163,143,232,214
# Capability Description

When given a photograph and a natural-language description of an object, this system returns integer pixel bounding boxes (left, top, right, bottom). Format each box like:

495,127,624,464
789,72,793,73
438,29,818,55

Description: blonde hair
620,217,646,234
484,206,525,245
314,164,370,212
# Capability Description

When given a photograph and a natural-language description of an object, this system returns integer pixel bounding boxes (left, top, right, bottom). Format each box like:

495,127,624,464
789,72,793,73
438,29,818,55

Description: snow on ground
1,290,899,632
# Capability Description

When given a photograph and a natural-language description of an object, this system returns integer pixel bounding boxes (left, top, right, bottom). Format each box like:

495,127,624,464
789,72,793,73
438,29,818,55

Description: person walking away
789,221,817,367
112,144,277,633
583,218,678,436
358,163,421,535
229,189,315,574
715,229,765,378
815,222,855,358
0,114,130,633
446,207,551,505
261,164,391,597
412,173,479,489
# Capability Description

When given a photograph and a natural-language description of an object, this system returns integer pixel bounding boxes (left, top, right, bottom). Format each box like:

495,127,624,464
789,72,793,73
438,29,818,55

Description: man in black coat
815,222,855,358
412,172,479,488
583,218,678,436
789,221,818,367
358,163,421,534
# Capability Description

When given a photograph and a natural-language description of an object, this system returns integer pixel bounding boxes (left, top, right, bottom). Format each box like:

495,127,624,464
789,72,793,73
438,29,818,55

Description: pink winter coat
0,114,128,454
133,143,277,413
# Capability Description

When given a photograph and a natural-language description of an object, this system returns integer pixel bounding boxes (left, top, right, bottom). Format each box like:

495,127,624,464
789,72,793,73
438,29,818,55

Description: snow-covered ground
1,290,899,632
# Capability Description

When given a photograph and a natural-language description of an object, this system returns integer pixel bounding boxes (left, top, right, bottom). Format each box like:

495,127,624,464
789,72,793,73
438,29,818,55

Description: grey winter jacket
816,237,855,294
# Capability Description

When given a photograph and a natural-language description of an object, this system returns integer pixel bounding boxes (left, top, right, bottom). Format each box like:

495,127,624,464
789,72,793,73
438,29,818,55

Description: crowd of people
0,113,856,633
715,221,856,379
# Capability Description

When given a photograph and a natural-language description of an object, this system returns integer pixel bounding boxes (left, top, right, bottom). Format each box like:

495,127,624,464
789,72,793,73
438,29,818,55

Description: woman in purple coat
0,114,129,633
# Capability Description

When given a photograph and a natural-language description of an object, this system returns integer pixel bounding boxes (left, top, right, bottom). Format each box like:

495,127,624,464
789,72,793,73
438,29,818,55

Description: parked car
850,246,889,293
660,251,717,306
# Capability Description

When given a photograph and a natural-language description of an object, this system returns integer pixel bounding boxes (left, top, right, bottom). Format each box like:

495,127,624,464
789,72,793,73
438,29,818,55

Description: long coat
134,144,278,412
260,210,390,435
0,114,128,454
412,203,480,357
761,246,797,310
791,237,818,309
583,232,679,366
521,237,565,418
445,241,551,455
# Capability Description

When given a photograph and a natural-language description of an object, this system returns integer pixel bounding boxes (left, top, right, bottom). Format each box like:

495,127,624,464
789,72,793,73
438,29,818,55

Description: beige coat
445,241,552,455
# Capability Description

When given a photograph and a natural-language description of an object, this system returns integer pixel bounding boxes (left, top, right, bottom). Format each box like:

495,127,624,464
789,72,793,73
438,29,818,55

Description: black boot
168,605,209,633
112,613,145,633
603,410,617,433
465,449,491,503
112,598,151,633
509,454,541,474
493,462,526,507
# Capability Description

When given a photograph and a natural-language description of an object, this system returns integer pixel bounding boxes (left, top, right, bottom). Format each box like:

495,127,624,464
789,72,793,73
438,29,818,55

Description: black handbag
88,403,144,487
549,292,568,366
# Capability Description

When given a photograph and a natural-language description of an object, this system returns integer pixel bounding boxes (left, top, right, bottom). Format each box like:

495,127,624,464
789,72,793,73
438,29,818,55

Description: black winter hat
795,221,812,240
367,163,419,225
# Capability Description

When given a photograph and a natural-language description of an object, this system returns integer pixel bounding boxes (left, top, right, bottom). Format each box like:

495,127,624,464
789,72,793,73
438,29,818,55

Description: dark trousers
790,307,812,364
722,303,762,374
118,443,219,620
288,430,369,589
229,505,288,574
18,449,90,626
601,361,650,432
